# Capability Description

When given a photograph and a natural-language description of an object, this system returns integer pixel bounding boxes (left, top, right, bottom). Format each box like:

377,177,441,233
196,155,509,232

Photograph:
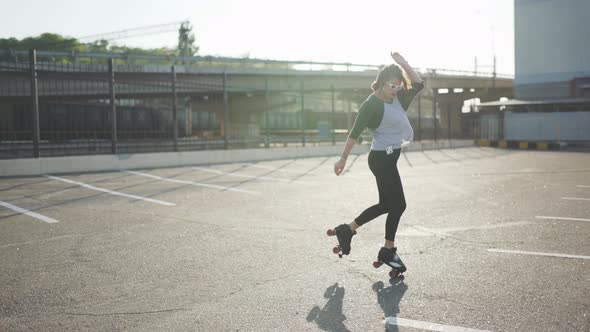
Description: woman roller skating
328,52,424,278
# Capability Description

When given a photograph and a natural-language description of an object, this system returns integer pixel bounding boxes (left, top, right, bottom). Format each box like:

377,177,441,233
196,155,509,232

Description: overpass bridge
0,50,513,158
0,50,512,99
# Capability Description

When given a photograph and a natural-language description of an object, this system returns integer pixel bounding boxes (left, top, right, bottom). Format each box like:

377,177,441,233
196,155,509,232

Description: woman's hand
334,158,346,176
391,51,422,83
391,52,408,66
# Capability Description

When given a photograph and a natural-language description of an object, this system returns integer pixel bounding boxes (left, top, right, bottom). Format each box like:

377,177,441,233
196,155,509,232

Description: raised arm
391,52,423,84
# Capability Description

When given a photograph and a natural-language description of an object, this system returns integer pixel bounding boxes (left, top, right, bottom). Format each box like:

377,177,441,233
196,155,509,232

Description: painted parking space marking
535,216,590,223
45,175,176,206
576,185,590,188
245,162,352,179
561,197,590,201
192,166,312,184
241,163,302,174
0,200,59,224
404,221,533,237
241,162,337,178
385,317,493,332
488,249,590,260
125,171,260,195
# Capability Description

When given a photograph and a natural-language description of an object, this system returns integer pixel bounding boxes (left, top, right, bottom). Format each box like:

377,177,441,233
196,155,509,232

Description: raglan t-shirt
348,82,424,151
370,97,413,150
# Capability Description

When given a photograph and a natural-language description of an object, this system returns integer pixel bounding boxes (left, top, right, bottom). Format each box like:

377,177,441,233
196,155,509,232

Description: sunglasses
385,82,404,91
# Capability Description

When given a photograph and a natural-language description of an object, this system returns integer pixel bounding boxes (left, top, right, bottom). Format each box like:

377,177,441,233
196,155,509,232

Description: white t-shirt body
370,97,414,151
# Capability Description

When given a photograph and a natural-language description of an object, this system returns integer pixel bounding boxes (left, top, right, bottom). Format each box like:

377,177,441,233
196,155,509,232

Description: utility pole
29,49,40,158
172,65,178,151
492,54,497,93
109,58,117,154
177,21,197,65
300,81,305,147
180,22,189,64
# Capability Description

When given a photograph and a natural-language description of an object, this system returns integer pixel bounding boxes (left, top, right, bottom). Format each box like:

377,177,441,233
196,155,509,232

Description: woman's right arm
334,99,371,176
334,137,357,176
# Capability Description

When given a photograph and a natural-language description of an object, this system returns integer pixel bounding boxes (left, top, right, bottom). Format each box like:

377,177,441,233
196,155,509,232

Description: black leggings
354,149,406,242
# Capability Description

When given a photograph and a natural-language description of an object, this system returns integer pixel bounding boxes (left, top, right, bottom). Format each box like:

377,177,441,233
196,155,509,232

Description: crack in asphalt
351,270,377,283
225,272,307,297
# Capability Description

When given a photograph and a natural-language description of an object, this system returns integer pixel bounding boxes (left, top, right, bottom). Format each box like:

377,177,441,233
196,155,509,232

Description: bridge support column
417,94,422,141
433,89,438,141
331,84,335,146
223,72,230,149
300,81,305,147
185,97,192,138
447,103,452,142
264,79,270,148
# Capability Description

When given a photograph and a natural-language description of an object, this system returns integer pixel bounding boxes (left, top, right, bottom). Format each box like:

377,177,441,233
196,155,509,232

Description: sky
0,0,514,75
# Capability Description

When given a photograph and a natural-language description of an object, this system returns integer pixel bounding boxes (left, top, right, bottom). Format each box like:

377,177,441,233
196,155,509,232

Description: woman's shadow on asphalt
306,283,350,332
373,278,408,332
306,279,407,332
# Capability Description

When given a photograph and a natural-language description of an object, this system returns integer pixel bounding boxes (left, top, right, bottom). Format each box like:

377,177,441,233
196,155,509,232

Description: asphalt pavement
1,147,589,331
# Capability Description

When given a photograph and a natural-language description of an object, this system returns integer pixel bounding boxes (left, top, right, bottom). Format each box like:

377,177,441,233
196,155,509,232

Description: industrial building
478,0,590,148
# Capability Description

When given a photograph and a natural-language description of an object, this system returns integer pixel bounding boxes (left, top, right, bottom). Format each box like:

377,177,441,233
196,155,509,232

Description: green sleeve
348,98,373,140
398,82,425,111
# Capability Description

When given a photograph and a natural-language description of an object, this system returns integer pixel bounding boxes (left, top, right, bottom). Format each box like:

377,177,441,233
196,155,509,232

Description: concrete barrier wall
0,140,474,177
504,111,590,141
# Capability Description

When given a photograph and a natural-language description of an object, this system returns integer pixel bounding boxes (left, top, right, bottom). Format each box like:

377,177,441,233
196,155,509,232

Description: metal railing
0,49,499,159
1,49,513,78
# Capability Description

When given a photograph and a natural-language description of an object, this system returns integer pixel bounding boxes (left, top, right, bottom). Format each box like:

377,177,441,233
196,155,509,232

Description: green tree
86,39,109,53
0,33,82,52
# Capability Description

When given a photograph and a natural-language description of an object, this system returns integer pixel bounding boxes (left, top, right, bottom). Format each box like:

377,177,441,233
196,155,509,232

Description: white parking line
488,249,590,260
576,185,590,188
242,163,302,174
536,216,590,223
192,166,311,184
243,162,337,178
125,171,260,195
45,175,176,206
0,200,59,224
385,317,493,332
404,221,533,237
561,197,590,201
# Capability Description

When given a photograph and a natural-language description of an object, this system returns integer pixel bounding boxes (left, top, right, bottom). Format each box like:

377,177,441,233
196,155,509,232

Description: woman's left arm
392,52,424,110
391,52,423,84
